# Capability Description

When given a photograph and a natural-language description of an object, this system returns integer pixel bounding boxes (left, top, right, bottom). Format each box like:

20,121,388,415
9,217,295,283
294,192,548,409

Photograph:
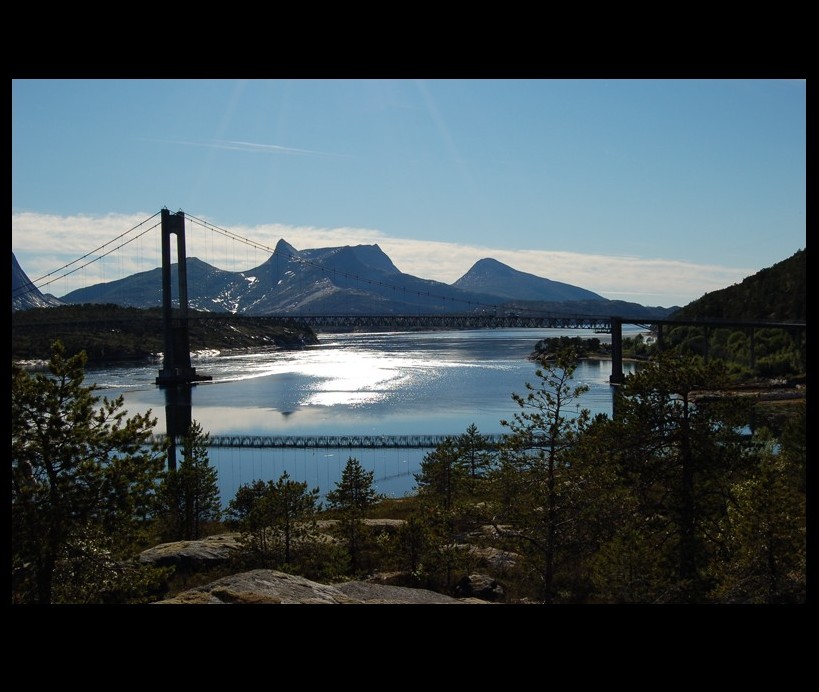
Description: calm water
88,328,644,504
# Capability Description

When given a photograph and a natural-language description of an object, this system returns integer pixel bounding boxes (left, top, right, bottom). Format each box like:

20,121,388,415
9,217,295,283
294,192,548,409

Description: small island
530,334,651,362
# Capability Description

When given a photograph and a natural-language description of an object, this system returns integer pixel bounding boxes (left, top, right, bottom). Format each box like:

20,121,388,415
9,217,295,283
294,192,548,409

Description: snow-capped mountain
13,242,676,318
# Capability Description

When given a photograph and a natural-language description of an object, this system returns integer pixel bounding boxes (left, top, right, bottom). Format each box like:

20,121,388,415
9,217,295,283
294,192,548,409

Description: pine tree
158,420,222,541
264,471,321,565
710,416,806,603
12,341,167,603
227,472,321,568
415,437,467,512
455,423,496,482
601,352,755,602
491,349,591,603
325,457,383,575
412,438,470,589
226,479,271,554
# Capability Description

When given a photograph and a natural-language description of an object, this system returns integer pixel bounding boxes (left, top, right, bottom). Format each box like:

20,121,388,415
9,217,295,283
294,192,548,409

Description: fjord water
88,328,644,505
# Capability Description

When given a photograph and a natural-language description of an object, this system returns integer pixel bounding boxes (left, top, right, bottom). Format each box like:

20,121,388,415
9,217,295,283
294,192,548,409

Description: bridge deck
153,433,509,448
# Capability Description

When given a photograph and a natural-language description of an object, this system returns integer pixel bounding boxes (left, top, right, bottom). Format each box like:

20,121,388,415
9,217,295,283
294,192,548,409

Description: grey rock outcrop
139,523,509,604
139,533,242,572
154,569,486,604
139,522,406,573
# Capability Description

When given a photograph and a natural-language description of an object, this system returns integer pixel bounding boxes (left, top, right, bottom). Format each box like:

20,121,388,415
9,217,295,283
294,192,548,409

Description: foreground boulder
139,533,242,572
154,569,487,604
455,573,505,601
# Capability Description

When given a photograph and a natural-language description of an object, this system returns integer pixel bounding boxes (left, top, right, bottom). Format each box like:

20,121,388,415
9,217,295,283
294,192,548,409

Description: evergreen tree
157,421,222,541
455,423,496,485
227,472,321,568
409,425,499,591
490,349,591,603
265,471,321,566
12,341,167,604
709,415,806,603
412,438,471,590
599,352,754,602
395,515,432,579
226,479,271,554
415,437,467,511
325,457,383,575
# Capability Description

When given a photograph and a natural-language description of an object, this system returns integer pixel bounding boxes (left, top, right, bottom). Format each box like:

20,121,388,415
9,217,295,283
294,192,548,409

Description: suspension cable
14,212,163,296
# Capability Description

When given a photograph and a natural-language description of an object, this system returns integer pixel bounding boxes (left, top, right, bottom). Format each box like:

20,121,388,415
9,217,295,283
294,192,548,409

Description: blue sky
12,78,805,308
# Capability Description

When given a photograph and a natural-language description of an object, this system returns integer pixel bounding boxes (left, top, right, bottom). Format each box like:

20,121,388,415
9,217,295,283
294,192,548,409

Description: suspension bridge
15,207,806,366
13,207,807,467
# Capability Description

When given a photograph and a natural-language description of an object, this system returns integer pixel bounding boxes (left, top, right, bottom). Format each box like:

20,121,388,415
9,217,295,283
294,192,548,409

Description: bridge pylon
155,208,212,386
609,316,625,385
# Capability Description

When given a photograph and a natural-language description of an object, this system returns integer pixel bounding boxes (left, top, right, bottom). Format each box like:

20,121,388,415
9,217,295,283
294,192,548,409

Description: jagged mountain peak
273,238,300,258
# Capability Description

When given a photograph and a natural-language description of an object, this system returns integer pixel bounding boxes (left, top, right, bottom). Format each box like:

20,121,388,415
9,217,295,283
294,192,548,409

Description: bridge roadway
153,433,510,449
260,312,806,333
155,428,755,450
272,313,614,330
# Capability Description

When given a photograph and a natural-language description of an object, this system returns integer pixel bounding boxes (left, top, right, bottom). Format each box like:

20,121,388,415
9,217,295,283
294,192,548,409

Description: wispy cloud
145,138,347,157
11,212,755,308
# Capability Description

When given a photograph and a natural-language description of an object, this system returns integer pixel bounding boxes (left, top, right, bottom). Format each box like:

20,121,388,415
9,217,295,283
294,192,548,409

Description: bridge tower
609,316,625,385
155,209,212,386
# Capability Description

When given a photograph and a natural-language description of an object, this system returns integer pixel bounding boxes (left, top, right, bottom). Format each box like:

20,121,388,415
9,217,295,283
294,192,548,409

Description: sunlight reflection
306,390,388,407
93,330,643,443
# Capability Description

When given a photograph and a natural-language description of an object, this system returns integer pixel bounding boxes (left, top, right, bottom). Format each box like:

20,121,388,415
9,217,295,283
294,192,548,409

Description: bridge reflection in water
152,433,508,449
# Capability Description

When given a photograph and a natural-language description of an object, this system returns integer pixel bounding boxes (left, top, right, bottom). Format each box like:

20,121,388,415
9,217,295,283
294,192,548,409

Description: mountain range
13,240,680,318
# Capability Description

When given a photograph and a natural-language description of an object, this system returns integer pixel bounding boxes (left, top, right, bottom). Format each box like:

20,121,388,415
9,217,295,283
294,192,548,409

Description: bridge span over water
152,433,509,449
272,313,614,331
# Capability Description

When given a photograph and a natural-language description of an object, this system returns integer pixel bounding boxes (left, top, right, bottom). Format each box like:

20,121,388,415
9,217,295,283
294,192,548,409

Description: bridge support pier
154,208,210,470
155,208,211,386
609,316,625,385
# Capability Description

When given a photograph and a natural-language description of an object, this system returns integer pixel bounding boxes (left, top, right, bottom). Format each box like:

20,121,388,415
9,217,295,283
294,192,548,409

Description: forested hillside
672,249,805,322
11,304,318,364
